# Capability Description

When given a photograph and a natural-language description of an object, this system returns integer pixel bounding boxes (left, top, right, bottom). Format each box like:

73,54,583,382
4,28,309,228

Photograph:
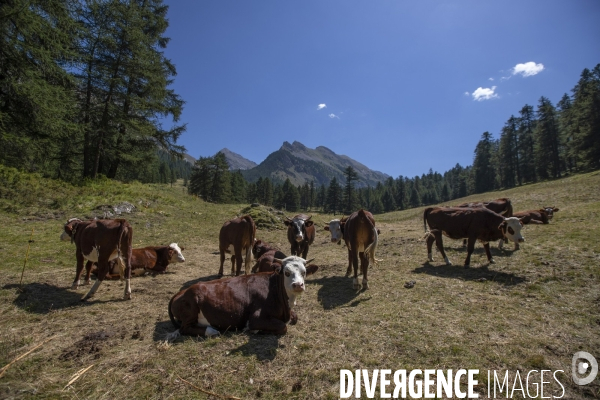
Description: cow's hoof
80,295,90,302
489,259,496,264
205,327,220,337
464,264,470,269
514,245,520,251
72,285,79,290
123,293,132,300
362,282,369,290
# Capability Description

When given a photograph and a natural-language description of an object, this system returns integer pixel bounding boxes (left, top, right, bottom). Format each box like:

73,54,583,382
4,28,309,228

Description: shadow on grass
411,263,526,286
3,282,122,313
229,333,280,362
311,275,369,310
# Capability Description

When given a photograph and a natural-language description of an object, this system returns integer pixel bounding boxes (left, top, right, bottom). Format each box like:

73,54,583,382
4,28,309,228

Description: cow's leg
301,243,309,260
426,234,436,262
72,253,86,289
433,231,451,265
179,323,220,338
351,249,360,290
248,316,288,335
498,238,504,249
82,258,109,301
244,245,252,275
218,250,226,277
464,237,476,268
234,247,243,276
483,242,495,264
84,261,93,286
359,252,369,290
462,239,467,248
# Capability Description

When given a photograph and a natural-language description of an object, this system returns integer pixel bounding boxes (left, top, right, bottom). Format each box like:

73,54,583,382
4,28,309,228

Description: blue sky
162,0,600,178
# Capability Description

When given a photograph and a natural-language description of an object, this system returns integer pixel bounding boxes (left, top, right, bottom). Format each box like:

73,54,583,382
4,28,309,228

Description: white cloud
464,91,470,96
328,113,339,119
472,86,498,101
512,62,544,77
317,103,327,110
489,77,494,81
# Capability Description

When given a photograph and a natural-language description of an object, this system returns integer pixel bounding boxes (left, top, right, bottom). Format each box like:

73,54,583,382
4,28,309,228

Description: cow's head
324,219,344,244
252,239,272,259
168,243,185,263
543,206,559,220
274,256,319,305
284,216,314,242
60,218,82,241
499,217,525,244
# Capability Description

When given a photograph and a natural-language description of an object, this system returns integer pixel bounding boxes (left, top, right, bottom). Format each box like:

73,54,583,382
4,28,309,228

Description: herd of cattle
59,199,558,338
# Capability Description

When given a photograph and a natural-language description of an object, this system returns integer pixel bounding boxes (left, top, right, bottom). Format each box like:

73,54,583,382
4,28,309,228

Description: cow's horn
285,216,292,221
305,258,315,264
306,215,312,221
274,258,284,264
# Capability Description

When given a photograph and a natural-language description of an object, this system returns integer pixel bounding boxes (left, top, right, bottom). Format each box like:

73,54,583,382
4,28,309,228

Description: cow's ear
180,247,185,251
324,225,330,231
284,220,291,226
498,221,507,234
553,207,559,212
274,264,283,274
518,218,524,226
168,249,175,258
305,220,314,227
306,264,319,275
376,228,381,235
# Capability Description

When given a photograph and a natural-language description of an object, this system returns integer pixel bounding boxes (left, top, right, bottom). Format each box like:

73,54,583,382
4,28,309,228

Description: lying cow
166,256,318,338
512,209,552,225
218,215,256,277
60,218,133,301
284,214,315,259
86,243,185,280
341,209,379,290
423,207,525,267
251,240,287,273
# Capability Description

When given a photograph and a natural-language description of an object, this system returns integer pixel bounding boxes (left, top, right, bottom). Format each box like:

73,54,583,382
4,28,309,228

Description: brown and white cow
456,198,514,248
423,207,525,267
323,216,348,245
340,209,378,290
166,256,318,339
284,214,315,259
512,209,552,225
218,215,256,277
251,240,287,273
86,243,185,280
60,218,133,301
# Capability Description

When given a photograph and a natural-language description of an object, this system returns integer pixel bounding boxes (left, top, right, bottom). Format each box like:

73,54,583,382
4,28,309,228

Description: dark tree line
0,0,185,183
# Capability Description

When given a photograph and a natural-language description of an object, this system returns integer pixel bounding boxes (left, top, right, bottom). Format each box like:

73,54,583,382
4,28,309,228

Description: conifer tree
343,166,359,213
518,105,537,183
534,97,561,179
472,132,496,193
326,177,343,214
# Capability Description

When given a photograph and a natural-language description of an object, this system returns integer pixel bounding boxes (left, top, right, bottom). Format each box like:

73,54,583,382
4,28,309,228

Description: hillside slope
0,167,598,399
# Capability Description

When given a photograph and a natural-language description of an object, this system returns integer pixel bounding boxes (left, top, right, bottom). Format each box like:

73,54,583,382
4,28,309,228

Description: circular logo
572,351,598,386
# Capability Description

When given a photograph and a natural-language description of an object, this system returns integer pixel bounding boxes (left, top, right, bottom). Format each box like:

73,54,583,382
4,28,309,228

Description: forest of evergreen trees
188,64,600,214
1,2,598,213
0,0,187,183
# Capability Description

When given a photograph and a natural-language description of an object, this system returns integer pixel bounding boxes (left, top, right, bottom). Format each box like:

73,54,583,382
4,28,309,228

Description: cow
251,240,287,273
423,207,525,267
60,218,133,301
340,209,379,290
512,209,552,225
323,216,348,245
284,214,315,259
456,198,514,248
86,243,185,280
543,206,559,220
166,256,318,339
218,215,256,277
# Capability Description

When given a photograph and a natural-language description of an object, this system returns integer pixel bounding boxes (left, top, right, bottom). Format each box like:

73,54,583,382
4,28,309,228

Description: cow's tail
168,295,181,329
423,207,434,233
365,224,379,265
244,215,255,274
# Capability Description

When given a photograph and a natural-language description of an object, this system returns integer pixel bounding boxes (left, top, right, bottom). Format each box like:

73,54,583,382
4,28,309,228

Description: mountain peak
216,148,257,170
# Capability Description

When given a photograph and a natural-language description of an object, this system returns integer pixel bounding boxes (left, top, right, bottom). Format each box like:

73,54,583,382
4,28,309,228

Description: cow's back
343,209,376,250
426,207,504,241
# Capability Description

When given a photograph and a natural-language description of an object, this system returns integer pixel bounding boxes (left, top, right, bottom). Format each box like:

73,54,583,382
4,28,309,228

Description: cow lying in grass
86,244,185,280
166,256,318,339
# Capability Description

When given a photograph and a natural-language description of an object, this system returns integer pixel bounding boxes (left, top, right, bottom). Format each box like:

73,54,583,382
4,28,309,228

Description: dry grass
0,172,599,399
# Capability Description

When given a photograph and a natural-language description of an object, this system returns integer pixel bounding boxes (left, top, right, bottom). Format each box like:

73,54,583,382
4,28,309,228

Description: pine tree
534,97,561,179
343,166,359,213
570,65,600,170
326,177,343,214
498,116,520,188
557,93,576,173
518,105,537,183
472,132,496,193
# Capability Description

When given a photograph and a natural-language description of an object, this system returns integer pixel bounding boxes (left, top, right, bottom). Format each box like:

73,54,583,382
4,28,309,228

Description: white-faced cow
86,243,185,280
251,240,287,273
166,256,318,339
423,207,525,267
284,214,315,259
340,209,379,290
60,218,133,301
218,215,256,277
323,216,348,245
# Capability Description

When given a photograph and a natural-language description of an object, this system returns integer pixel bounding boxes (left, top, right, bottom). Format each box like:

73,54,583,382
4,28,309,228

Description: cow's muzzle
518,238,525,243
291,282,305,292
295,235,304,242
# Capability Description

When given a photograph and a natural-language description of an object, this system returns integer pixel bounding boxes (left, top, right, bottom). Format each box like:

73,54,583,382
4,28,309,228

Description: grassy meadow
0,167,599,399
